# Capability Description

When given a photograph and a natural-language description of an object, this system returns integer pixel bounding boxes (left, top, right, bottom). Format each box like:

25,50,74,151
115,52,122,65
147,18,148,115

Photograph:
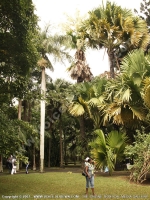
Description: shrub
125,130,150,184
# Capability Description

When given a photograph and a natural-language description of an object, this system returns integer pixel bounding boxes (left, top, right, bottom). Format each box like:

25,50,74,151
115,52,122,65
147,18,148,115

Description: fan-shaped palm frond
101,99,147,128
88,97,102,106
90,129,128,174
121,49,150,82
99,49,150,128
143,77,150,109
106,131,129,162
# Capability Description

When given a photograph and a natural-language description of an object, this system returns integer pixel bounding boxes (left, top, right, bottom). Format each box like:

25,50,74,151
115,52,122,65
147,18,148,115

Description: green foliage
90,129,128,175
125,130,150,183
99,49,150,129
0,0,39,100
45,79,80,166
121,49,150,83
143,77,150,109
37,25,72,72
0,103,37,159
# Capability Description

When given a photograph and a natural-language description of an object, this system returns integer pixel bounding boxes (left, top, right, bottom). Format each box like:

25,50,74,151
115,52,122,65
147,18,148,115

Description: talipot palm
99,49,150,131
81,1,150,78
64,14,94,159
64,11,93,83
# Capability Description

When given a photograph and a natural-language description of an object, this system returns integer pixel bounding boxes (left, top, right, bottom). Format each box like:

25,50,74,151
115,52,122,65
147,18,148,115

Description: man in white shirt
11,156,17,175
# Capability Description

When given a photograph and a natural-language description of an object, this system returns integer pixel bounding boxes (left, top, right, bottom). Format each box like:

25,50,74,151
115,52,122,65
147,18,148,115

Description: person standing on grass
85,158,95,196
11,156,17,175
25,161,30,174
7,155,12,173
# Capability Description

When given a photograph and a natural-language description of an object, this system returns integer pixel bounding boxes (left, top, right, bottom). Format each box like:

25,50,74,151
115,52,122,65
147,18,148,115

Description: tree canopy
0,0,39,101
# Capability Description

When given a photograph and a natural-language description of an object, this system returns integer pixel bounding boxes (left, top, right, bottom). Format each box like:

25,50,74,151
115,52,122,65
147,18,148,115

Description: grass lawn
0,170,150,200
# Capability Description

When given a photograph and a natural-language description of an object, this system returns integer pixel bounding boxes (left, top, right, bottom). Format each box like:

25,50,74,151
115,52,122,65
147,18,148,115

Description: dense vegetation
0,0,150,184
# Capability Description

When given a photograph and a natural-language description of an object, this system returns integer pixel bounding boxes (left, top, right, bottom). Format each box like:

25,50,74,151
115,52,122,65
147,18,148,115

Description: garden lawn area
0,171,150,200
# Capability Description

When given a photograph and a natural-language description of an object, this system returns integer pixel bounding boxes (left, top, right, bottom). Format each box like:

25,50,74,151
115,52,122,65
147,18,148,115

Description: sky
32,0,142,82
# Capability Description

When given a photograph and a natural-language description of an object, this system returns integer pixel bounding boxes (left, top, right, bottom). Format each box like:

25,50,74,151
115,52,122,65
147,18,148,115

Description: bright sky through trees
33,0,142,82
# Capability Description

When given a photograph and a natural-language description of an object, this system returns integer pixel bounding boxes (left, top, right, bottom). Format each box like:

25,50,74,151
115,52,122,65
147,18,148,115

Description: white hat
85,157,89,161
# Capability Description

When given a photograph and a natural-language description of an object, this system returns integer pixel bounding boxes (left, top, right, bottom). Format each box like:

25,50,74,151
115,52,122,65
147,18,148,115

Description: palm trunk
33,144,36,170
79,115,86,163
0,155,3,172
48,137,51,168
60,127,63,168
64,133,67,165
40,67,46,172
18,99,22,120
108,50,115,78
28,101,32,122
17,99,22,171
23,100,28,121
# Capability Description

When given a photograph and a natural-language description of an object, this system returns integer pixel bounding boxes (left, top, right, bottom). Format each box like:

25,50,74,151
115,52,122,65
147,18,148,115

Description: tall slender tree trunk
23,100,28,121
40,67,46,172
79,115,86,165
33,144,36,170
18,99,22,120
0,155,3,172
75,80,86,167
28,101,32,122
64,133,67,165
60,120,64,168
48,137,51,168
17,99,22,171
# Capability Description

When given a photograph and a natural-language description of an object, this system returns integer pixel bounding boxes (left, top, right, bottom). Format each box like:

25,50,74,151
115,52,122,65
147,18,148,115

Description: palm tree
99,49,150,134
64,11,93,82
69,77,108,129
87,77,107,129
37,60,46,172
81,1,150,78
68,78,108,160
63,13,94,160
90,129,128,175
37,26,72,172
68,48,93,83
68,82,94,159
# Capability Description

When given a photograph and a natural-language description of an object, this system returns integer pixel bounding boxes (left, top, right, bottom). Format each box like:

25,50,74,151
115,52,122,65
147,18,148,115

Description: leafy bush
125,130,150,183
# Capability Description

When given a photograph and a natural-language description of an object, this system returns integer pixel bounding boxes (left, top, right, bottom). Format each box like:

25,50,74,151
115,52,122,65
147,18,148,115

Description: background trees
0,0,39,103
1,0,150,182
0,0,39,170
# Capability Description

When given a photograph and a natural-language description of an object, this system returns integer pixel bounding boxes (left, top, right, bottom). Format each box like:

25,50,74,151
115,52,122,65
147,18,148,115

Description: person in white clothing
11,156,17,175
84,157,90,167
85,158,95,196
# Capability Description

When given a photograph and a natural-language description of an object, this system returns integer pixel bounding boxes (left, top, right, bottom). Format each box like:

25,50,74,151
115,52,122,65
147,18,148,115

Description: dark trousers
7,162,12,173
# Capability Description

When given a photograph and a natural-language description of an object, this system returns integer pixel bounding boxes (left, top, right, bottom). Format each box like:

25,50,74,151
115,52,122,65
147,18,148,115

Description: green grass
0,171,150,200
